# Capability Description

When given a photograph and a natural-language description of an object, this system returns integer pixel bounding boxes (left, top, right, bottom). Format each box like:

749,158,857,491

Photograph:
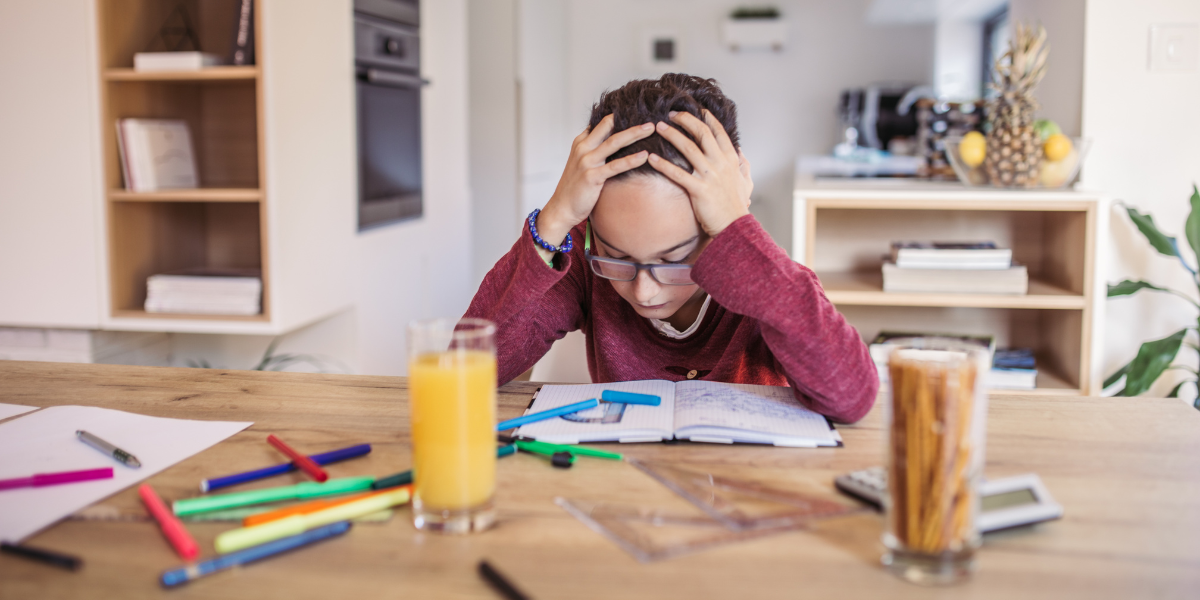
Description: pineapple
984,22,1049,188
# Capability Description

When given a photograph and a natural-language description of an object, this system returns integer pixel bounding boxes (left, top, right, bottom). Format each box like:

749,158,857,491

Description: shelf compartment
807,207,1090,297
842,305,1085,395
109,188,262,202
109,201,265,317
105,66,259,82
99,0,253,70
817,271,1086,309
103,79,260,191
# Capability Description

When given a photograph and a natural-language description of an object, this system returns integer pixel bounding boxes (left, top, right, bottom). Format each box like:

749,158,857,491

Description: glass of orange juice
407,318,497,534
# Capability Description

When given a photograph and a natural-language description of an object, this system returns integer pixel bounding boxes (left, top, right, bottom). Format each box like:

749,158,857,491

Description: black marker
1,542,82,571
478,560,531,600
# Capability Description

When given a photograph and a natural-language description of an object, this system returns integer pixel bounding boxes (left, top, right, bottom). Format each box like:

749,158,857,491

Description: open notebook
514,380,841,447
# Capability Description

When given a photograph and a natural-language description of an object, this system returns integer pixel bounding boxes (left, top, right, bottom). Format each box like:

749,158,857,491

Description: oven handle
362,68,429,89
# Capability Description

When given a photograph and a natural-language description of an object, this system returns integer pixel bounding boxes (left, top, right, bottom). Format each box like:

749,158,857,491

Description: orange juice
408,350,496,510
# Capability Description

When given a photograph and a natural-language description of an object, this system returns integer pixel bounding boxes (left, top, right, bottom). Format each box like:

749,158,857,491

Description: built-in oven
354,0,423,230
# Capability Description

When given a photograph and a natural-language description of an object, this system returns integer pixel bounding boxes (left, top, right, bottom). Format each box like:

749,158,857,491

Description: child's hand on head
537,115,655,246
649,110,754,237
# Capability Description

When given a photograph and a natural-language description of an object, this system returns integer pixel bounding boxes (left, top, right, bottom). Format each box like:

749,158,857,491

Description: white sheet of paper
0,405,251,542
0,403,37,421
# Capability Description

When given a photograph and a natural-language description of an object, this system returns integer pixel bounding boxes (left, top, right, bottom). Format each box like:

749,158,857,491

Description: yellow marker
214,487,411,554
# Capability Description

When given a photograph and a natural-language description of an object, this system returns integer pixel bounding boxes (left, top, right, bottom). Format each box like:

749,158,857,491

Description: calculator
834,467,1063,534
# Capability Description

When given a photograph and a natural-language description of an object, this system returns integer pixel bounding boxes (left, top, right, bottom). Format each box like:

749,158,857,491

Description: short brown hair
587,73,739,179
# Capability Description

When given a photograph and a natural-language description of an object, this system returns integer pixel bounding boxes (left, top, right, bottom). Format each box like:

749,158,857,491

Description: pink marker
0,467,113,491
139,484,199,561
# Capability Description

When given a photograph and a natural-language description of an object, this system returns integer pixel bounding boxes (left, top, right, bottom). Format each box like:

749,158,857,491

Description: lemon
959,131,986,168
1044,134,1073,162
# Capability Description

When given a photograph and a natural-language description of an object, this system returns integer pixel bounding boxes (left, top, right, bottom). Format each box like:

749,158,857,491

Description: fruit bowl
944,135,1090,189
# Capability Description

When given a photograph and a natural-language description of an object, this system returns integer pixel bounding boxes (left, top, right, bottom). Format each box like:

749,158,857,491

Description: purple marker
0,467,114,491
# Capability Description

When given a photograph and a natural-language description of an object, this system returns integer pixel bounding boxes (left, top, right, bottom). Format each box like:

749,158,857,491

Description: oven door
356,67,423,230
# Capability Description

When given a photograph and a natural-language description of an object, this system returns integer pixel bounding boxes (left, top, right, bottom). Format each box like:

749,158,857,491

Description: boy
465,74,876,423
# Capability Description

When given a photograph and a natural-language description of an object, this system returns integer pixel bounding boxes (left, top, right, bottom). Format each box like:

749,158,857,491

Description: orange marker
242,486,411,527
139,484,199,561
266,434,328,482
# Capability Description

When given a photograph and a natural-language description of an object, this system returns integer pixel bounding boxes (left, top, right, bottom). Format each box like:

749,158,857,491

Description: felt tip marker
139,484,199,560
266,435,328,482
371,445,515,490
201,443,371,492
160,522,351,587
600,390,661,406
496,398,599,431
1,542,82,571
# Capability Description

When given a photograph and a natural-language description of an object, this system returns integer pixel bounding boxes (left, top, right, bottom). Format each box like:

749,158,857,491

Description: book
116,119,198,192
514,380,841,447
231,0,255,66
890,242,1013,270
882,262,1028,294
145,268,261,316
990,348,1038,390
133,52,221,71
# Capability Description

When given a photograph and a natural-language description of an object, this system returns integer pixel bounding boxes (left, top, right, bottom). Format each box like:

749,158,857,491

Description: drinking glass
407,318,497,534
881,338,989,585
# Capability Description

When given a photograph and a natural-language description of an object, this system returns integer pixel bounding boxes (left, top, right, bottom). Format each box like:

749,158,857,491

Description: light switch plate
1149,24,1199,72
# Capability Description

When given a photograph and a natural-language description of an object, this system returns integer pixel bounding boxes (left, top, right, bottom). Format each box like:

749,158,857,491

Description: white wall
172,0,475,376
1081,0,1200,398
560,0,935,247
0,0,104,329
468,0,521,285
1010,0,1086,136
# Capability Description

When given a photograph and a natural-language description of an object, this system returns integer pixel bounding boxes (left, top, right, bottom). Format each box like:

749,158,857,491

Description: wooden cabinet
793,181,1106,395
97,0,354,334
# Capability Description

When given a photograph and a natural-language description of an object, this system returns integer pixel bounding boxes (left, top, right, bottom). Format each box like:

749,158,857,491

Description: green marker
372,445,517,490
515,439,623,461
172,477,375,516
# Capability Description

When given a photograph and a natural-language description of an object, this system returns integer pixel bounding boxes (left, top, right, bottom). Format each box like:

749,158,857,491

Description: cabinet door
0,0,102,328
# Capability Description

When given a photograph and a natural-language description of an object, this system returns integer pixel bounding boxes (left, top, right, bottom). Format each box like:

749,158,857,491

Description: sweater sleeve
691,215,878,423
462,226,588,384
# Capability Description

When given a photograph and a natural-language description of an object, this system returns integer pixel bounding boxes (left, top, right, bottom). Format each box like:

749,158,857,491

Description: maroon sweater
464,214,878,423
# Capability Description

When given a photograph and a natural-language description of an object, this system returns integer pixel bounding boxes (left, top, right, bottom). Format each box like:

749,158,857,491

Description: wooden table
1,361,1198,599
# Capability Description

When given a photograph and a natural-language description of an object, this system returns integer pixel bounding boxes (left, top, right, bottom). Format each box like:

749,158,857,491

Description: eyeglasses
586,255,695,286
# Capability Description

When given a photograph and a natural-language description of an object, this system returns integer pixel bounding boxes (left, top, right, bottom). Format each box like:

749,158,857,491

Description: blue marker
601,390,662,406
160,521,352,587
496,399,600,431
201,444,372,492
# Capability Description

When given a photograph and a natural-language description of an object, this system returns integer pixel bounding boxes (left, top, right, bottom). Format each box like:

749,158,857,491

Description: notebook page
514,380,676,443
672,381,837,446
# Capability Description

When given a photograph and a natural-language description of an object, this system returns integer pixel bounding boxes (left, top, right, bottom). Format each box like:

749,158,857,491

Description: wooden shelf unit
793,181,1105,396
98,0,268,325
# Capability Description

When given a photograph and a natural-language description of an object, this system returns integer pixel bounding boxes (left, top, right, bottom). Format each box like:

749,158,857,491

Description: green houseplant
1105,185,1200,409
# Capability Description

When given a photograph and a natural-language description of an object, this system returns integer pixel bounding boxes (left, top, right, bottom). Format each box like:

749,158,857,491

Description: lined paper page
673,381,837,445
515,380,676,443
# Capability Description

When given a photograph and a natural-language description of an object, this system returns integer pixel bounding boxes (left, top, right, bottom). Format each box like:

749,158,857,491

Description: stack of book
882,242,1027,294
867,331,1038,390
990,348,1038,390
144,268,262,316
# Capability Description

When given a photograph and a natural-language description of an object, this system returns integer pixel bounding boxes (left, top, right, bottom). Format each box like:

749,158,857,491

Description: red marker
266,435,328,482
138,484,199,561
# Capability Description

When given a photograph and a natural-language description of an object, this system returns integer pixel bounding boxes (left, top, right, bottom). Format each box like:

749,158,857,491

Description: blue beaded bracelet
527,208,573,254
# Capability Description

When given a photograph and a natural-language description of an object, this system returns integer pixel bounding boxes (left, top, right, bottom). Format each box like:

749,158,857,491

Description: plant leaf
1119,329,1187,396
1107,279,1172,297
1126,206,1180,258
1103,362,1130,390
1186,184,1200,267
1166,380,1186,398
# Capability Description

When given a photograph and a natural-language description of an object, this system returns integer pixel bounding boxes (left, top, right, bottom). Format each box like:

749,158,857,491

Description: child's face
590,175,708,322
